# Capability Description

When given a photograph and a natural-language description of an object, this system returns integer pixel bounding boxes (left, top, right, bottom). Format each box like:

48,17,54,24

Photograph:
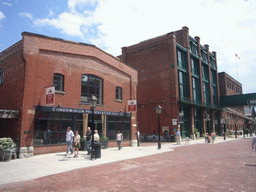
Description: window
81,74,103,104
116,87,122,101
191,57,199,75
0,69,4,85
210,57,216,69
53,73,64,91
177,49,187,69
192,77,200,102
203,82,210,105
201,50,208,63
211,71,217,85
190,41,198,56
179,71,188,98
202,65,209,80
212,86,217,105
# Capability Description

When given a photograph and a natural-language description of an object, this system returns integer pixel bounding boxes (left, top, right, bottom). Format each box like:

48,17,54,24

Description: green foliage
80,137,86,142
100,136,109,143
0,137,16,150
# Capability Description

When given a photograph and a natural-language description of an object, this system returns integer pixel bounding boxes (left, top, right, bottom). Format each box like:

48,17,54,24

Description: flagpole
235,53,239,81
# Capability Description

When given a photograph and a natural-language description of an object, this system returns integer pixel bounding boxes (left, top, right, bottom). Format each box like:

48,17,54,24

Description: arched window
53,73,64,91
81,74,103,104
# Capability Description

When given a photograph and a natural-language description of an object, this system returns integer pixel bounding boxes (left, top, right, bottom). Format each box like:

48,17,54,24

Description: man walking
252,131,256,152
65,127,74,156
176,129,181,145
86,127,92,155
136,129,140,146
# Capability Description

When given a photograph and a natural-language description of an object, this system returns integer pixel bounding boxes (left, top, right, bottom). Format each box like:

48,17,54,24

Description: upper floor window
190,41,198,56
191,57,199,75
201,50,208,63
116,86,122,101
81,74,103,105
202,64,209,80
210,57,216,69
0,69,4,85
177,49,187,69
53,73,64,91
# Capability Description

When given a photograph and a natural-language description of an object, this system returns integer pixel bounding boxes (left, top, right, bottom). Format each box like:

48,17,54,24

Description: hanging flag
46,86,55,105
235,53,240,59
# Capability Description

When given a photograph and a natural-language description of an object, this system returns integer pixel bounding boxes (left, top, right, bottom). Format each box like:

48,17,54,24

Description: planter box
0,148,17,161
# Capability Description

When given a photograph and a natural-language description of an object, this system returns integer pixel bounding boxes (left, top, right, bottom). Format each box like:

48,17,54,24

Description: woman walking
73,130,81,158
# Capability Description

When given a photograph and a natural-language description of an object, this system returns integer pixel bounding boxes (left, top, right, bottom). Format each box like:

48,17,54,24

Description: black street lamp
89,95,98,160
155,104,162,150
221,117,226,140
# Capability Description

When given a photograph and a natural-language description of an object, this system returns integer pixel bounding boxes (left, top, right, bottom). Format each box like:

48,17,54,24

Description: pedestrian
204,132,208,144
73,130,81,158
252,131,256,152
116,130,123,150
94,130,100,143
211,131,216,143
86,127,92,155
65,127,74,156
176,129,181,145
185,131,190,145
136,129,140,146
153,131,156,142
207,133,211,143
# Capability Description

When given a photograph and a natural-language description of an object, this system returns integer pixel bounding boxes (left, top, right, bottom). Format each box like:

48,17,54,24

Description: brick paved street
0,139,255,192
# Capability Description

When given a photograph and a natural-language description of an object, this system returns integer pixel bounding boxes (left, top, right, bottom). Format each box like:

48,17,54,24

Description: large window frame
177,49,187,69
81,74,103,105
53,73,64,92
179,71,188,98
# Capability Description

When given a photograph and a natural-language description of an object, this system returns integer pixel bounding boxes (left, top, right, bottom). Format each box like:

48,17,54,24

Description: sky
0,0,256,94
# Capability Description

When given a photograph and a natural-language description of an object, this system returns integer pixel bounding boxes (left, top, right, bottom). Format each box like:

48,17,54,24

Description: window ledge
56,90,66,95
115,99,123,103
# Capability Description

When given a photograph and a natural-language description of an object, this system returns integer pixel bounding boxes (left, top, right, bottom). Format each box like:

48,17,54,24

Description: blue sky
0,0,256,94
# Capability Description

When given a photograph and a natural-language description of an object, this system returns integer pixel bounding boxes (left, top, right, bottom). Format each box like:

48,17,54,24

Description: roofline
21,32,138,71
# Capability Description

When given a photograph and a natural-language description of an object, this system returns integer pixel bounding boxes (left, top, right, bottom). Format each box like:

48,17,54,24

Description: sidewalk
0,135,249,185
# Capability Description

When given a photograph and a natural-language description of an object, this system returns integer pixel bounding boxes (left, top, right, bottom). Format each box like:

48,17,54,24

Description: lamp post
89,95,98,160
221,117,226,140
155,104,162,150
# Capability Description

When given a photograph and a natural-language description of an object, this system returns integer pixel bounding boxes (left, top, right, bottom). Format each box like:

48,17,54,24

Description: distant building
119,26,222,138
0,32,138,158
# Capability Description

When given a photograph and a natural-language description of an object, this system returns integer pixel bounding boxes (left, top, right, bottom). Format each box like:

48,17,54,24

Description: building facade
0,32,138,158
218,72,254,134
120,26,222,138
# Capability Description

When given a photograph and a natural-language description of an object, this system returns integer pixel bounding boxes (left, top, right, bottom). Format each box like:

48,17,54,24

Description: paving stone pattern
0,139,255,192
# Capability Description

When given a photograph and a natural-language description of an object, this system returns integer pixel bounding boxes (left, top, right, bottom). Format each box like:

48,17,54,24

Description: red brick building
119,26,221,138
0,32,138,158
218,72,251,133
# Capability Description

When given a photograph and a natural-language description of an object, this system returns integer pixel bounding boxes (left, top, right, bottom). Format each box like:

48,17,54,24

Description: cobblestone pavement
1,139,255,192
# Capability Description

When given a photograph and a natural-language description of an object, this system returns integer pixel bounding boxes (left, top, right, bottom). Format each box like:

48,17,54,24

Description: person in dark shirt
86,127,92,155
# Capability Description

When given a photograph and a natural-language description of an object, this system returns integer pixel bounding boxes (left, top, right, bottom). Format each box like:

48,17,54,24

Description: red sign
128,100,137,113
46,87,55,105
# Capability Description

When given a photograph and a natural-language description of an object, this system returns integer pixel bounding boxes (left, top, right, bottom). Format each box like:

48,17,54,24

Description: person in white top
116,130,123,150
73,130,81,158
94,130,100,143
65,127,74,156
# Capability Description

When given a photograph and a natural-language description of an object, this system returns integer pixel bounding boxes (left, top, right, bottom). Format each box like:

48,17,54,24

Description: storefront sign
37,106,131,117
46,86,55,105
247,99,256,105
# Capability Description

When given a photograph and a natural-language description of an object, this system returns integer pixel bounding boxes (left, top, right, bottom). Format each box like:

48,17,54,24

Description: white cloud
18,12,33,20
0,11,6,20
68,0,97,13
48,10,54,17
2,2,12,6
